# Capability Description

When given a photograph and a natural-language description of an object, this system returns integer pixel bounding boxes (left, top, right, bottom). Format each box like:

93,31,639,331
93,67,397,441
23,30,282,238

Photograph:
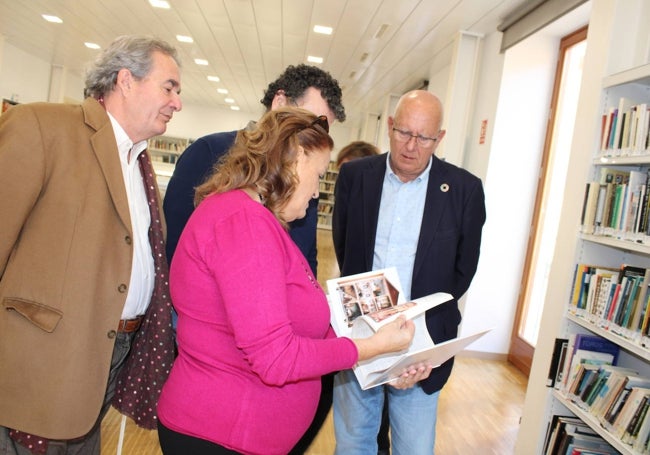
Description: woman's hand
389,362,434,390
353,316,415,361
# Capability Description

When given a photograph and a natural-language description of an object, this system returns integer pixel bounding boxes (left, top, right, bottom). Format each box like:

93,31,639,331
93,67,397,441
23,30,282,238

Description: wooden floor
100,229,528,454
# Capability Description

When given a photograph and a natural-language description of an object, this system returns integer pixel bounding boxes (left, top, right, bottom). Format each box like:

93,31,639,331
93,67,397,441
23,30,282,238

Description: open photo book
327,267,492,390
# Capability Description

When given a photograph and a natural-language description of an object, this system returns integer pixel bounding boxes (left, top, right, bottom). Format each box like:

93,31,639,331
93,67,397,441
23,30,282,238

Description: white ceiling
0,0,529,125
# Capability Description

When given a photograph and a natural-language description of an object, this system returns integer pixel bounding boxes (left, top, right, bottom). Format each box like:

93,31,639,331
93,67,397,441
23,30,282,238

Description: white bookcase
515,2,650,454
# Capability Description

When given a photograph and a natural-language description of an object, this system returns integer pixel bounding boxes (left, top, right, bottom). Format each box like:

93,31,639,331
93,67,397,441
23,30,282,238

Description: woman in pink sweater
157,108,429,455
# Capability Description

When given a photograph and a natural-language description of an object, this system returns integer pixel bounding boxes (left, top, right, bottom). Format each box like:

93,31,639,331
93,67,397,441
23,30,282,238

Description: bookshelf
518,58,650,455
147,135,191,196
515,2,650,453
534,70,650,454
318,161,338,229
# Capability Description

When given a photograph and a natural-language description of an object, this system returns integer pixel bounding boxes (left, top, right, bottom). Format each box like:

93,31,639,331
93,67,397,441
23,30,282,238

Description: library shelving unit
147,135,191,195
553,64,650,453
318,161,338,229
518,56,650,455
514,0,650,455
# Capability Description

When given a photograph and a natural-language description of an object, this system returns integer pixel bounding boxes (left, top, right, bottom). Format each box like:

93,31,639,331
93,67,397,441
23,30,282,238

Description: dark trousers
158,420,241,455
377,395,390,453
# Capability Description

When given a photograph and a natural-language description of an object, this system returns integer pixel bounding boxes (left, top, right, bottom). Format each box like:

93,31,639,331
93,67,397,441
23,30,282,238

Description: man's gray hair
84,35,180,99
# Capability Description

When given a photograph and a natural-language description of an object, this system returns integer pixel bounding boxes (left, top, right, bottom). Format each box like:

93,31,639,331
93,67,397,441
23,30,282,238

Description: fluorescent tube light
314,25,333,35
42,14,63,23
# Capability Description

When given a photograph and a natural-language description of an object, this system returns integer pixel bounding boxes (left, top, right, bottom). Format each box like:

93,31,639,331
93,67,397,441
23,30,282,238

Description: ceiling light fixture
313,25,333,35
42,14,63,23
230,106,240,111
207,75,220,82
149,0,170,9
373,24,389,39
224,98,235,104
194,58,209,66
176,35,193,43
84,42,101,49
307,56,323,64
217,88,228,94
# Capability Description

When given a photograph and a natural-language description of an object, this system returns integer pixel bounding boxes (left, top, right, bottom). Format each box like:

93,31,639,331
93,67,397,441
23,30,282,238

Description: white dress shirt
106,112,154,319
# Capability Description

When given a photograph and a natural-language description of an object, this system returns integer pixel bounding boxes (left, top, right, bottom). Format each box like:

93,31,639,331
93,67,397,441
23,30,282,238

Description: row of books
580,167,650,240
567,363,650,450
147,137,187,152
547,333,650,452
550,334,620,393
317,214,332,227
568,263,650,344
150,154,179,164
600,97,650,155
543,415,616,455
322,170,338,182
318,203,333,215
319,181,335,193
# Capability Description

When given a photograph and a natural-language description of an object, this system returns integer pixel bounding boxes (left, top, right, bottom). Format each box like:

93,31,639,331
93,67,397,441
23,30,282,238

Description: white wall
64,70,84,104
463,31,504,182
461,33,558,354
165,104,259,140
163,103,356,159
0,42,51,104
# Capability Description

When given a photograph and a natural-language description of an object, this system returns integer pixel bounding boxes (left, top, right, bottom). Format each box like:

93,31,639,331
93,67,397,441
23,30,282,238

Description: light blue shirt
373,153,431,301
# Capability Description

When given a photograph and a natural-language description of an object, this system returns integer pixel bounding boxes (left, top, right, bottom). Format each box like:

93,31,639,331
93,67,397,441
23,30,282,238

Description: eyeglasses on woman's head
308,115,329,133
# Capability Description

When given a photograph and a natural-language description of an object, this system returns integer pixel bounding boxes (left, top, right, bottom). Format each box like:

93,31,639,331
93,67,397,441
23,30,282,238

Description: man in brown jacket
0,35,182,454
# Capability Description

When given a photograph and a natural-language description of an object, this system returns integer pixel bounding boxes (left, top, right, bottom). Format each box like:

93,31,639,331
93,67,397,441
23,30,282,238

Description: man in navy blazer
163,130,320,270
331,90,486,455
163,64,346,272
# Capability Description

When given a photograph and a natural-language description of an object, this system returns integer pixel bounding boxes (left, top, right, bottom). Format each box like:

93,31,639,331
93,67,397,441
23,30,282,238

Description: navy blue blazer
332,153,486,393
162,130,319,274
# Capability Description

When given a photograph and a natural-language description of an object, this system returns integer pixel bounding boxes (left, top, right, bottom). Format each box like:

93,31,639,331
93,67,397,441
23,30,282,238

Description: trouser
333,369,440,455
158,420,241,455
0,332,135,455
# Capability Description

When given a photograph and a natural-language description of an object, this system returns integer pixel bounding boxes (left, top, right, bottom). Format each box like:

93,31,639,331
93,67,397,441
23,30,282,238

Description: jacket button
125,235,132,245
107,330,117,339
118,283,127,293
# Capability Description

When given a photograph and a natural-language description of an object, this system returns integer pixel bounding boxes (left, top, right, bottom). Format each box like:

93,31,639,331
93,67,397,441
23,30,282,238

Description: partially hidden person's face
281,147,331,223
128,51,182,143
387,108,445,183
291,87,336,126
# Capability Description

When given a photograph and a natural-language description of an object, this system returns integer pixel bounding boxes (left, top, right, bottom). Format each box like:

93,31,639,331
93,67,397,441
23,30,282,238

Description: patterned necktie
111,150,175,429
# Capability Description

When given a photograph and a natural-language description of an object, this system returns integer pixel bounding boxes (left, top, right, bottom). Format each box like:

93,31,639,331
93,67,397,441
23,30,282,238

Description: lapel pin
440,183,449,192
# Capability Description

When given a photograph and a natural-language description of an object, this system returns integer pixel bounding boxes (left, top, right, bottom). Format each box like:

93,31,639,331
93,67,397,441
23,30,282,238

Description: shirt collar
106,111,148,161
385,152,433,183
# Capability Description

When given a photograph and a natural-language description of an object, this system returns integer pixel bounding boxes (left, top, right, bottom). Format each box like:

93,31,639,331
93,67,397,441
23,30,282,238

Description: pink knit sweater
157,190,358,454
